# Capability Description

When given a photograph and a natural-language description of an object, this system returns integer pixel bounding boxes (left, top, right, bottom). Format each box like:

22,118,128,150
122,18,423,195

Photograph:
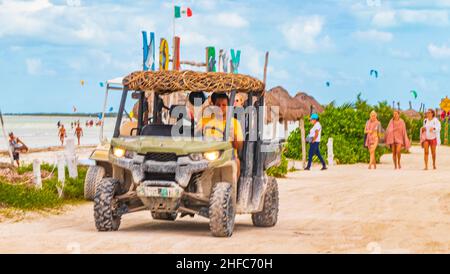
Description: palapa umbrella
294,92,324,114
265,86,309,122
402,109,422,120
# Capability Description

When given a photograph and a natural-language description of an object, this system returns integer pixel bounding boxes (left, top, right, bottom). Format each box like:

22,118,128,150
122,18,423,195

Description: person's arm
233,120,244,152
364,121,371,134
312,129,320,143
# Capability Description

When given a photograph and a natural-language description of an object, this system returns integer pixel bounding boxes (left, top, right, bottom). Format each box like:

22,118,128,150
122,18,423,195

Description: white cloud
281,16,332,53
0,0,153,46
26,58,55,75
371,9,449,28
213,13,249,28
353,29,393,43
372,11,396,27
389,49,411,59
428,43,450,59
66,0,81,7
399,10,449,26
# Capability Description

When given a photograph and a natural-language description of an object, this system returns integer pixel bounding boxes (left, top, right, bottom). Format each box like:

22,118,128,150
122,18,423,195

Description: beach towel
385,118,411,149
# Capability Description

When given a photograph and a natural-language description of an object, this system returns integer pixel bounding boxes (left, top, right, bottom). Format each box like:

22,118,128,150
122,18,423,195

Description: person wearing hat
305,113,327,171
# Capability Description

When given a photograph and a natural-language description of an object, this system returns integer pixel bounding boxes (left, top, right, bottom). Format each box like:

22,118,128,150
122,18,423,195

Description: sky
1,0,450,113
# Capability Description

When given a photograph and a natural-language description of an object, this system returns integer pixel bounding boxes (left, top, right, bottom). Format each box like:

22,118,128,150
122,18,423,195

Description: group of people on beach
57,122,84,146
365,109,441,170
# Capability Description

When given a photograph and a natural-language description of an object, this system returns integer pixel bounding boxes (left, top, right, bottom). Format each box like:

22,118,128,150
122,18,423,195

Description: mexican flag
174,6,192,18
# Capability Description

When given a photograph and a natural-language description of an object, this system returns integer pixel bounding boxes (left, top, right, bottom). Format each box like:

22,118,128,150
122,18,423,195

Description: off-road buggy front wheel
252,177,279,227
209,182,235,237
84,165,105,201
94,178,123,231
151,212,178,221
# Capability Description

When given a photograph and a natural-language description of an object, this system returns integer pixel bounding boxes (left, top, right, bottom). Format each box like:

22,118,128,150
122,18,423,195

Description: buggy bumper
110,155,209,188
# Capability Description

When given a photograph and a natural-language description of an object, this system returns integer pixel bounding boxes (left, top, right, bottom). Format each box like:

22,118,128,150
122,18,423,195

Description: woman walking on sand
365,111,381,169
421,109,441,170
305,113,327,171
385,110,411,170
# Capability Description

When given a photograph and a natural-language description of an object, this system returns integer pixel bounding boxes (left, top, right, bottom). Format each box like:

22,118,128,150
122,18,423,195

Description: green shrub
266,154,288,178
0,165,87,210
0,182,61,210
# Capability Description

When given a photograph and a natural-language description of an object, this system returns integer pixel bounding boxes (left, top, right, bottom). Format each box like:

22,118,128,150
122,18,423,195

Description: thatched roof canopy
402,109,422,120
294,92,324,113
265,86,309,122
123,70,265,94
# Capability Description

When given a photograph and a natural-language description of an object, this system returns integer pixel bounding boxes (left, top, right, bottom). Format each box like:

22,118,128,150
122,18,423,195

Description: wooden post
65,138,78,179
32,159,42,189
445,117,449,145
327,138,334,167
300,118,306,169
57,154,65,198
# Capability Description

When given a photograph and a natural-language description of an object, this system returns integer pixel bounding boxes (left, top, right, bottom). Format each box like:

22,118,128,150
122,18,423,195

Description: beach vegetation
0,165,87,210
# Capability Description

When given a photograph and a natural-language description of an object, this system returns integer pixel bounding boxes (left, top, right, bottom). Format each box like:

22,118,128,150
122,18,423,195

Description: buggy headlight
113,147,126,158
189,153,203,161
204,151,220,161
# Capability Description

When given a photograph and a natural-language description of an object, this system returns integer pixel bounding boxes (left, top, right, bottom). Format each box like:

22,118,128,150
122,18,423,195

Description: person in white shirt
305,113,327,171
421,109,441,170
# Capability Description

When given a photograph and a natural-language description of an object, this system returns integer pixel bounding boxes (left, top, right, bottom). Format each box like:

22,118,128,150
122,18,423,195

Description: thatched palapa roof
402,109,422,120
294,92,324,114
123,70,265,94
265,86,309,122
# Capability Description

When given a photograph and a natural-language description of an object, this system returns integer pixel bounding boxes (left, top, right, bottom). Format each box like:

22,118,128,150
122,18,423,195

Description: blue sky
1,0,450,113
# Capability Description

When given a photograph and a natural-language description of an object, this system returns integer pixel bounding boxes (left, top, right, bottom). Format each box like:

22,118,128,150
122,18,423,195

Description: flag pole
173,0,176,43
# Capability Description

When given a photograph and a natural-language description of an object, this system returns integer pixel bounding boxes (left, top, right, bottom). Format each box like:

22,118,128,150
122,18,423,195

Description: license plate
139,186,182,198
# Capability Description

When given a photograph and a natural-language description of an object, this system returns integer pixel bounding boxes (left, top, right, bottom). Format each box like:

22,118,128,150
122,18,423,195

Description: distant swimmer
75,123,84,146
8,132,28,167
57,121,61,128
58,124,67,146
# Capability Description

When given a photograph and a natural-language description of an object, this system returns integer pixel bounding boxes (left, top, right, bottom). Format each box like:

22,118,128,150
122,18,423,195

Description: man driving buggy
198,92,244,178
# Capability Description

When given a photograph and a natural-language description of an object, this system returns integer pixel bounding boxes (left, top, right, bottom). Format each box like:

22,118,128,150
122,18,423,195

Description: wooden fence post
300,118,306,169
32,159,42,189
57,154,65,198
65,138,78,179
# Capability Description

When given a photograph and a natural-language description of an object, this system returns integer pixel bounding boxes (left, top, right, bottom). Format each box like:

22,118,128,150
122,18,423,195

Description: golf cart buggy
93,70,282,237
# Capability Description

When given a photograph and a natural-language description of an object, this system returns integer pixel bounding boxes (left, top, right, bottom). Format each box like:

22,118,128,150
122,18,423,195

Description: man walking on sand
75,123,84,146
58,124,67,146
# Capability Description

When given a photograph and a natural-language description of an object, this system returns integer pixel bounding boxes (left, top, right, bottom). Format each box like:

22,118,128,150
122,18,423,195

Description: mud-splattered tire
252,177,279,227
94,178,122,232
151,212,178,221
209,182,235,237
84,165,105,201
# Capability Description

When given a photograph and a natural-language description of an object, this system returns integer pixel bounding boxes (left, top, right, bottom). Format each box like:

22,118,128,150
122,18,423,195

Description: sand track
1,146,450,254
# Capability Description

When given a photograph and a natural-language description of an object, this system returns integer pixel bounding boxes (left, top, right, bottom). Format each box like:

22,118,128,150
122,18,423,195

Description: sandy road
1,145,450,254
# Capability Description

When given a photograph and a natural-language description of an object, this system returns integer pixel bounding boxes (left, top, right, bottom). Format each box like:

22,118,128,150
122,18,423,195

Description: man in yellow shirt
200,93,244,178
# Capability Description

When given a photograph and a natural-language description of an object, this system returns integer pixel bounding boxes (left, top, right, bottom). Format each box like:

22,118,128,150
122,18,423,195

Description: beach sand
0,145,450,253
